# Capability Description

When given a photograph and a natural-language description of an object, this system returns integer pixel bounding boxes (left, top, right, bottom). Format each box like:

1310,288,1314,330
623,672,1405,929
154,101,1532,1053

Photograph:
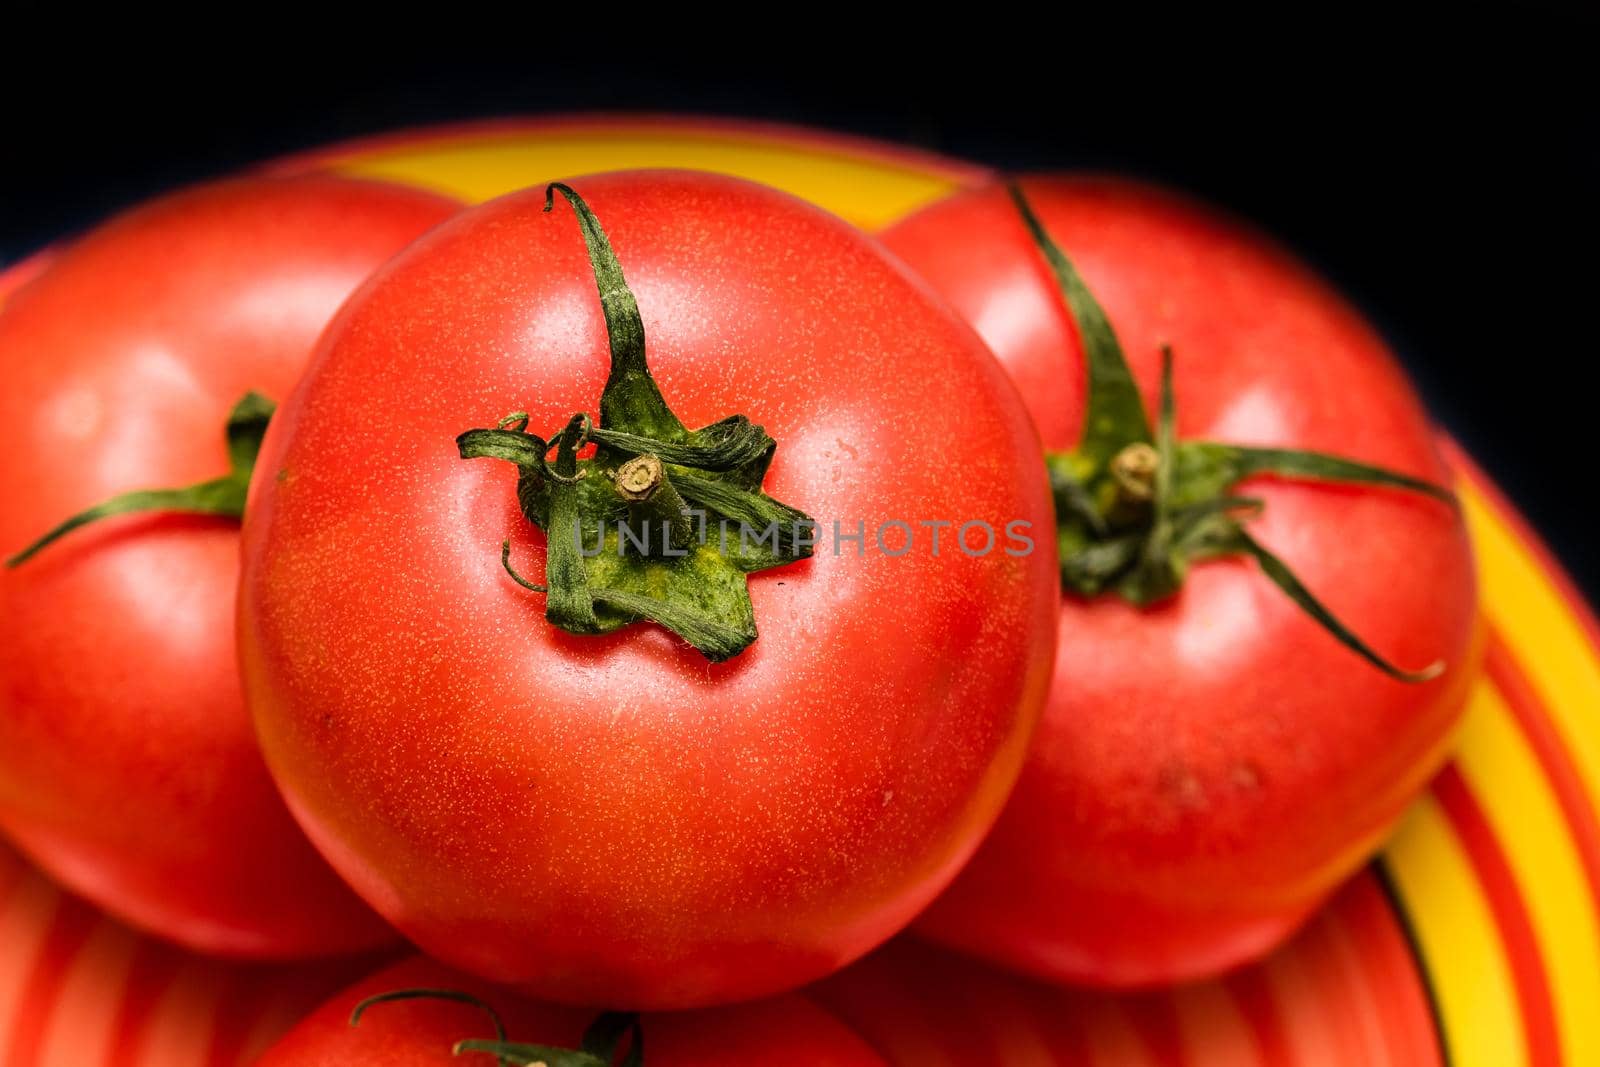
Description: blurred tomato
0,175,458,956
256,956,887,1066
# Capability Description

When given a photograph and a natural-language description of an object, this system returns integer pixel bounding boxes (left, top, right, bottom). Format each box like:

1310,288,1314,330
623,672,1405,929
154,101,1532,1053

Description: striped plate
1,119,1594,1067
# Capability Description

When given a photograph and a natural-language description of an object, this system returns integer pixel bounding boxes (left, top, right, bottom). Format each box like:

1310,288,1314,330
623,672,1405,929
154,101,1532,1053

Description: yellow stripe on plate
1461,480,1600,814
330,127,968,230
1383,796,1526,1067
1454,677,1600,1063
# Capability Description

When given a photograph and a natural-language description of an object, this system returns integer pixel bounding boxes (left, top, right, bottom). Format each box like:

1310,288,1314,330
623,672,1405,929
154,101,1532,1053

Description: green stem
614,453,694,551
1230,528,1445,683
588,415,771,471
458,182,813,662
1175,442,1457,505
455,1010,642,1067
1008,182,1150,464
542,415,602,634
350,987,511,1067
545,183,684,442
500,540,546,592
349,988,644,1067
1128,347,1181,600
1010,182,1457,683
5,391,274,567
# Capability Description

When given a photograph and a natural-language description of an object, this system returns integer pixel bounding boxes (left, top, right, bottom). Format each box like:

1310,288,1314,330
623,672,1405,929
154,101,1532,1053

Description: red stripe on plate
201,967,258,1067
1485,627,1600,929
3,892,96,1067
1224,965,1298,1065
1339,872,1445,1066
106,940,186,1067
1435,765,1562,1067
1119,994,1191,1067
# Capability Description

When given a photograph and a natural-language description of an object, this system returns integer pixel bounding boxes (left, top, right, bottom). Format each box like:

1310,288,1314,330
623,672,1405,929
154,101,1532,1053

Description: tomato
880,177,1479,985
239,170,1058,1008
255,955,887,1066
0,174,459,956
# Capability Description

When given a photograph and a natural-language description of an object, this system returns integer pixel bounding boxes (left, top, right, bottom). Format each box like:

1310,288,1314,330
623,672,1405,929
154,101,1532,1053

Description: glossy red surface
884,177,1480,986
239,171,1059,1007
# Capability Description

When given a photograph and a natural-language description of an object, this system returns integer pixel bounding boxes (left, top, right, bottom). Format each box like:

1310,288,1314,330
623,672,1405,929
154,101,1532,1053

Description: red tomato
0,175,458,956
239,170,1058,1008
881,177,1479,985
256,956,887,1066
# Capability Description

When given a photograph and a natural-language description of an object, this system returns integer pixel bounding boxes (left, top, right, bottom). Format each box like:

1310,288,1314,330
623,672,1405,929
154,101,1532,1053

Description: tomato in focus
239,170,1058,1007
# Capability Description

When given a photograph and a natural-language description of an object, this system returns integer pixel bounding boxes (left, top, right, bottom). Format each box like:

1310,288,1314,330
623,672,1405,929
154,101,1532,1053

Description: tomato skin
257,955,887,1066
0,175,459,957
239,170,1058,1008
882,177,1480,986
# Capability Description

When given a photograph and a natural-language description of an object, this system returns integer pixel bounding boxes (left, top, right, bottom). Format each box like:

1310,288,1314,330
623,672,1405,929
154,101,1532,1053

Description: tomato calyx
1010,183,1454,682
351,987,643,1066
4,391,275,567
456,183,815,663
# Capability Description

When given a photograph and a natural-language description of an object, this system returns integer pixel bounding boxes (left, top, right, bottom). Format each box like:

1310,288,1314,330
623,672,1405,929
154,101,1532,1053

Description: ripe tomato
239,170,1058,1008
256,956,887,1066
0,175,458,956
881,177,1479,985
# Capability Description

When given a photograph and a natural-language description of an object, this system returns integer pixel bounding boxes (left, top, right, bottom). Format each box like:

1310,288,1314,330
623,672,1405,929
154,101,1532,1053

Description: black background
2,31,1593,595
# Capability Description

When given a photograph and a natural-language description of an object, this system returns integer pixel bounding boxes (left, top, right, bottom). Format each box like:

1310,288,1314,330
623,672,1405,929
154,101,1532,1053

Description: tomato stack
0,126,1476,1066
